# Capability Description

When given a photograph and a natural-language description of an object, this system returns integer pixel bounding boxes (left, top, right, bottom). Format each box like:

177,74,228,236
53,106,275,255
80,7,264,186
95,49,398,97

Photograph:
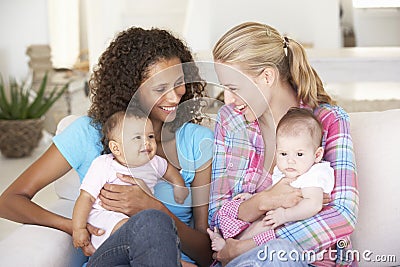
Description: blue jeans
87,209,181,267
223,239,309,267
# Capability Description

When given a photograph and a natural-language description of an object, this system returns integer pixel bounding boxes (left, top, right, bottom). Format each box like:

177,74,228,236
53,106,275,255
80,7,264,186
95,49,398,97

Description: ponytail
286,38,335,108
213,22,335,108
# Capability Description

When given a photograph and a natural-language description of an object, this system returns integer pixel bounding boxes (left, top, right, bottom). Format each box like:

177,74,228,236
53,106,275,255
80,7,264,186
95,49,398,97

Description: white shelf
307,47,400,83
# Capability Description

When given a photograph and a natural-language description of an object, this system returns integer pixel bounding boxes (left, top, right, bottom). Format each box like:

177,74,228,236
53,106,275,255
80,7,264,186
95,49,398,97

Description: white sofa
0,109,399,267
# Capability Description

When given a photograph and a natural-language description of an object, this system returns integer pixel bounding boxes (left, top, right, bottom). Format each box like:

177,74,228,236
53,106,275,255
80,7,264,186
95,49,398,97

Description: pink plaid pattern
218,199,250,239
218,198,276,246
253,230,276,246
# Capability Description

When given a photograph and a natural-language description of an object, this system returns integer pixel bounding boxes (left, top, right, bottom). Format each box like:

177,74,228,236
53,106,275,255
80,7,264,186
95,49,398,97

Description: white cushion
0,199,86,267
0,225,85,267
55,115,80,135
54,169,81,201
350,109,400,266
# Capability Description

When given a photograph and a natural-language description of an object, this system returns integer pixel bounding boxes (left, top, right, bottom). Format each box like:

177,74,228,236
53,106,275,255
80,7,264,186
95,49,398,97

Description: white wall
84,0,188,70
353,8,400,46
0,0,399,81
0,0,48,80
184,0,341,53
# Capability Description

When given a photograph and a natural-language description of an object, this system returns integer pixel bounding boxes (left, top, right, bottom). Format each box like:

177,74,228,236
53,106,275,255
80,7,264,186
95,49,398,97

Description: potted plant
0,73,68,158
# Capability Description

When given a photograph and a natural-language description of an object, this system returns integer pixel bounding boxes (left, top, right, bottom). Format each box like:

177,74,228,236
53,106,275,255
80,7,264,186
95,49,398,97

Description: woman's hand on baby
99,173,159,216
173,185,189,204
267,177,302,209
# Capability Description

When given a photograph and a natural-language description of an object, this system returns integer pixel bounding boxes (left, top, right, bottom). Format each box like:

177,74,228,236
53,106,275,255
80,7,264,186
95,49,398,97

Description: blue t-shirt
53,116,214,264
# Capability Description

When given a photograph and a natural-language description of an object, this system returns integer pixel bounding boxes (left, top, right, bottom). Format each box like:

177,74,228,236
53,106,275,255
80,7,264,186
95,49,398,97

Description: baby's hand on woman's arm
173,185,189,204
164,162,189,204
233,192,253,201
263,207,287,229
73,227,97,256
73,224,105,256
72,228,91,249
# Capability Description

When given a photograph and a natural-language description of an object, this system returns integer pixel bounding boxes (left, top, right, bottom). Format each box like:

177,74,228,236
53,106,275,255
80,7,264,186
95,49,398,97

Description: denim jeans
87,209,181,267
222,239,309,267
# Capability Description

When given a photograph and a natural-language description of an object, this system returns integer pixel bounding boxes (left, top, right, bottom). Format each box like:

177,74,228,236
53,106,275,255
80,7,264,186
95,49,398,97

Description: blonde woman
209,22,358,266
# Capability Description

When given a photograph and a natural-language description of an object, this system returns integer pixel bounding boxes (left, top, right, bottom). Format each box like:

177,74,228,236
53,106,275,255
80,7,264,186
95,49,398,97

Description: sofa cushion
350,109,400,266
0,199,85,267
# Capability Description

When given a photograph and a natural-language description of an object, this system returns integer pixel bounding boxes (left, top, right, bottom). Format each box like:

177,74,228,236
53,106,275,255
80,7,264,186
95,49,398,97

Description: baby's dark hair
88,27,206,132
276,107,323,148
101,106,148,154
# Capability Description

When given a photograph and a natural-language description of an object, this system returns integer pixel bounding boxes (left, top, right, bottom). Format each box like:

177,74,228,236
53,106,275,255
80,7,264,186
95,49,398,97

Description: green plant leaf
0,72,68,120
30,83,68,118
0,76,12,119
19,80,30,119
27,73,48,117
9,79,19,118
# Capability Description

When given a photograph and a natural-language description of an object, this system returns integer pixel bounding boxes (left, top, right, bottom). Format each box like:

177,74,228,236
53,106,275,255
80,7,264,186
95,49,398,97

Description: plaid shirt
209,103,359,266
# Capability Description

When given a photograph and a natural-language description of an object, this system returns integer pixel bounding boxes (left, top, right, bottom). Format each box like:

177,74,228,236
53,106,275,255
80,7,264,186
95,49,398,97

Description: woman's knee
127,209,176,233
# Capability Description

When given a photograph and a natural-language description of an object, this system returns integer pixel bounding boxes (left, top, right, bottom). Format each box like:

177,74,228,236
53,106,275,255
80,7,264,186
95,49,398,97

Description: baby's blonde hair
213,22,334,108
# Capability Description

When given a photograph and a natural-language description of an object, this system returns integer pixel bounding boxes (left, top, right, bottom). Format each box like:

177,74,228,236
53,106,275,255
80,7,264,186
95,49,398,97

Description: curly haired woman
0,27,214,267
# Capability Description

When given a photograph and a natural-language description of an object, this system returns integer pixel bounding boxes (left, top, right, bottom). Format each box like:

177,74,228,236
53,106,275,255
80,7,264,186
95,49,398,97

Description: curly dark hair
88,27,206,131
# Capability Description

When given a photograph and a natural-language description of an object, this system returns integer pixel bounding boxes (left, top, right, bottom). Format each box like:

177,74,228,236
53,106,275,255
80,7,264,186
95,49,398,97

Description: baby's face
276,131,319,179
120,117,157,167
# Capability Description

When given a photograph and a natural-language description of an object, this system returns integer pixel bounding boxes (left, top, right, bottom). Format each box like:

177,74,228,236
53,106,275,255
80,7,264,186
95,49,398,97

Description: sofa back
349,109,400,266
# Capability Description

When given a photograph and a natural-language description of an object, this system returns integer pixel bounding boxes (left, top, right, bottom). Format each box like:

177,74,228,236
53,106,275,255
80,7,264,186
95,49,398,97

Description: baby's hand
233,192,253,201
173,185,189,204
72,228,91,249
263,207,286,229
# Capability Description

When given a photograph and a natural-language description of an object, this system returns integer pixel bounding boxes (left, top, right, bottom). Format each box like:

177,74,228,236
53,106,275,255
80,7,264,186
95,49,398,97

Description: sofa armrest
0,115,86,266
0,199,87,267
349,109,400,266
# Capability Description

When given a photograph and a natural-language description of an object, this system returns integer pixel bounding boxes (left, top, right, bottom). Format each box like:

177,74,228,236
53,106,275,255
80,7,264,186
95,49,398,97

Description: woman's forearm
0,144,74,234
0,191,72,234
238,178,303,222
237,191,272,222
237,188,286,222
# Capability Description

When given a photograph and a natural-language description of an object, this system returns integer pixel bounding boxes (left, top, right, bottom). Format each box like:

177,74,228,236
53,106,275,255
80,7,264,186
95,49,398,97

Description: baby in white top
72,107,189,250
263,107,334,228
208,107,334,252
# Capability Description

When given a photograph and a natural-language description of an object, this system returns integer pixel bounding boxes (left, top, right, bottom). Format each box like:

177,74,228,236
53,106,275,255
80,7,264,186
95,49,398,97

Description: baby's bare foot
207,227,226,251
